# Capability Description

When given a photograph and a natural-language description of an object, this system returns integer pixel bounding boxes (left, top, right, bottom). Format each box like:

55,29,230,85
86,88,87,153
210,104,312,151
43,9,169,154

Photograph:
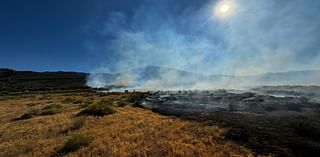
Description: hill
2,67,320,92
0,68,89,93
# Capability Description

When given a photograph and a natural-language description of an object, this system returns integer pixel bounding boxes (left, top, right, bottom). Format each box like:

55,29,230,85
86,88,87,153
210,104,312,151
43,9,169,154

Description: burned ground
142,88,320,157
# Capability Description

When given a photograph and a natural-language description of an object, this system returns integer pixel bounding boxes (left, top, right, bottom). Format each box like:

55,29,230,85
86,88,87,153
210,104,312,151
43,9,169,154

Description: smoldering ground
140,86,320,156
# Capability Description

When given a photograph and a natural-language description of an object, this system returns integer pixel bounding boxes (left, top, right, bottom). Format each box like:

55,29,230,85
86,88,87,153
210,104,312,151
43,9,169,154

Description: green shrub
54,133,93,156
127,92,148,106
40,104,62,115
77,99,116,116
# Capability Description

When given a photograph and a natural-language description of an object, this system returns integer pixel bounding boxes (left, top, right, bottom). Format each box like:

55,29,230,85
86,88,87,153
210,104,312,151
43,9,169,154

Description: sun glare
214,0,235,18
220,4,230,13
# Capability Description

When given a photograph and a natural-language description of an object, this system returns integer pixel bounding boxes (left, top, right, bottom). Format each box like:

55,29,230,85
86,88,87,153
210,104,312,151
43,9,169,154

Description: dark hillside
0,68,89,93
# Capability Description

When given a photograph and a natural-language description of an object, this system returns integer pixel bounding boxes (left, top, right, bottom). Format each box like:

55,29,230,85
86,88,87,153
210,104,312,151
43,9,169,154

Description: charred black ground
142,87,320,157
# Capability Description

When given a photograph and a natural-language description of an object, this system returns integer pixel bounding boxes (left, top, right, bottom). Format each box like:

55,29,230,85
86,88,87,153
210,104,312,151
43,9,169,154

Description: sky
1,0,320,74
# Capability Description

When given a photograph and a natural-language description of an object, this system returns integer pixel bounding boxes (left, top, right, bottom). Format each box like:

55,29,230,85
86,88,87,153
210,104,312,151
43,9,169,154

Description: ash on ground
142,86,320,157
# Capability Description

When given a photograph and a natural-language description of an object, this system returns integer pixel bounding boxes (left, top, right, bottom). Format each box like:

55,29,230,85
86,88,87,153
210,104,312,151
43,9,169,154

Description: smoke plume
86,0,320,89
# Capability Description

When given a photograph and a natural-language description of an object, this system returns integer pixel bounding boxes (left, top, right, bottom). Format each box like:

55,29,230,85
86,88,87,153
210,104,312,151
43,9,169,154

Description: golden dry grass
0,91,270,157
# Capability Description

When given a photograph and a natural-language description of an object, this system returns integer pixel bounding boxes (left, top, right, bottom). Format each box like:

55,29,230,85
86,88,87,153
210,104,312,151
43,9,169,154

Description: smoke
225,0,320,74
86,0,320,89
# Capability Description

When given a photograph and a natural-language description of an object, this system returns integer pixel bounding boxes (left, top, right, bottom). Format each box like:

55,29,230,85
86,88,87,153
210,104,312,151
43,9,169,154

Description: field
144,88,320,157
0,90,266,157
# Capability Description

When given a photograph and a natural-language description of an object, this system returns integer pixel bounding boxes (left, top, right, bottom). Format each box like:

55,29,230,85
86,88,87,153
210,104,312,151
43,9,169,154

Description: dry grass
0,91,270,157
77,99,116,116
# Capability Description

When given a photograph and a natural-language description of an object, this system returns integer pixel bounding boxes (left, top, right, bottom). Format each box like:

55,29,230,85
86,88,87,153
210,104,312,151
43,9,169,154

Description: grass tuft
13,104,62,120
77,99,116,116
39,104,62,115
53,133,93,156
62,117,86,134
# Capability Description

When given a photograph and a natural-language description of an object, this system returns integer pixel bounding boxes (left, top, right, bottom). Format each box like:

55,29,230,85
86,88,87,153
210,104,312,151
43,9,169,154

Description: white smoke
86,0,320,89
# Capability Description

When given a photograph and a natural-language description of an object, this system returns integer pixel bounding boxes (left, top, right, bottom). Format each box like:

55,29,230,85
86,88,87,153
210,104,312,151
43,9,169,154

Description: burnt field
142,86,320,157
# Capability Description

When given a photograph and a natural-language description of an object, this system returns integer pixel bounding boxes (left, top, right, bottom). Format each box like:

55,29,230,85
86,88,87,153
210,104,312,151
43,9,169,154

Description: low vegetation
62,98,83,104
127,92,148,106
40,104,63,115
13,112,35,120
0,91,264,157
62,117,86,134
13,104,62,121
77,99,116,116
54,133,93,156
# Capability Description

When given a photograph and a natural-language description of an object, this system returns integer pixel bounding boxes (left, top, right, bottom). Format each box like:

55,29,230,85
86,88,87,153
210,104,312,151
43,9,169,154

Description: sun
219,4,230,13
214,0,235,18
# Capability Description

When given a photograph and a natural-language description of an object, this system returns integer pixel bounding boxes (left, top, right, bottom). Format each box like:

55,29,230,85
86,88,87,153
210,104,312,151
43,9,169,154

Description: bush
115,100,126,107
40,104,62,115
54,133,93,156
127,92,148,106
70,118,86,131
77,99,116,116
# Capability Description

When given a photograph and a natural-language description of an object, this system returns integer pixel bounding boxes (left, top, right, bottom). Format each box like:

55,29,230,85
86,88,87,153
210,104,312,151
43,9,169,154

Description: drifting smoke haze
87,0,320,90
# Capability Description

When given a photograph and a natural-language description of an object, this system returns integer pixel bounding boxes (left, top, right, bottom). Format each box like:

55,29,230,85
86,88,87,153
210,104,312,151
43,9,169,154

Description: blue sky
0,0,138,72
1,0,320,74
